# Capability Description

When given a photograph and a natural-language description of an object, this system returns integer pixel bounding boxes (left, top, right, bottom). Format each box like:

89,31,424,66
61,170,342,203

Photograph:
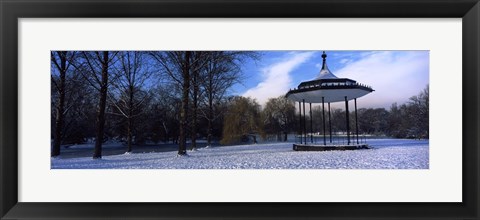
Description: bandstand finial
321,51,328,70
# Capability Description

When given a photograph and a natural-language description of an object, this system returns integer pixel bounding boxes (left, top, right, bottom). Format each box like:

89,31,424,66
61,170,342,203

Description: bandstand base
293,143,370,151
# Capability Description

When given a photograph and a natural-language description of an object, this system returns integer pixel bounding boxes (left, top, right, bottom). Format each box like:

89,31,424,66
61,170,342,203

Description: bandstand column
298,101,302,144
309,103,313,143
355,98,359,144
345,96,350,145
302,99,306,144
328,102,332,143
322,97,326,145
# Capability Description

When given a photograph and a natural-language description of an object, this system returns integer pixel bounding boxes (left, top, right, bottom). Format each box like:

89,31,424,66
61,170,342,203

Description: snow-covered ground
51,139,428,169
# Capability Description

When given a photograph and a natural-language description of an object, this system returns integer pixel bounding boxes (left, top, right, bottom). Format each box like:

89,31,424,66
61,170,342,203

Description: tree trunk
127,118,133,152
206,72,214,147
127,86,134,153
283,117,288,142
191,70,198,151
178,52,190,155
207,117,212,147
52,52,67,157
93,51,109,159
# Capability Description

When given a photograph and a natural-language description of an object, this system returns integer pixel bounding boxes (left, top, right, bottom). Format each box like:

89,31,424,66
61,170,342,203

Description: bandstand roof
286,51,374,103
315,52,338,80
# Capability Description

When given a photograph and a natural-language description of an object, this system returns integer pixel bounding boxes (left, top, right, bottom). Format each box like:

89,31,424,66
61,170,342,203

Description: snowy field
51,139,428,169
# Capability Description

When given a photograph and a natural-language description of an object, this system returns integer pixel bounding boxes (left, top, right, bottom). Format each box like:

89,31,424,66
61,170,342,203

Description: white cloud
242,52,315,105
335,51,429,109
338,58,350,64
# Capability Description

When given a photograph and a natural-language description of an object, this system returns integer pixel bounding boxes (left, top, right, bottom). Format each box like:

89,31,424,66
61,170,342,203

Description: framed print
1,0,479,219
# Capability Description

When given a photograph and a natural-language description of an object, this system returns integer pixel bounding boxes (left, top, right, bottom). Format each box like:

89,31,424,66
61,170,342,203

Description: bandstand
286,51,374,151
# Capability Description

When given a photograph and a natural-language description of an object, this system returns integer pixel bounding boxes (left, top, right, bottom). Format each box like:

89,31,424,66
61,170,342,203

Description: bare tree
150,51,257,152
406,84,429,139
77,51,118,159
52,66,97,146
150,86,181,144
263,96,296,141
51,51,76,157
150,52,194,155
190,65,200,151
107,51,154,153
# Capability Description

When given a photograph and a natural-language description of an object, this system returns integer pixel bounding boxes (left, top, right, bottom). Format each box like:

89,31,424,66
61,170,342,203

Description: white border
19,18,462,202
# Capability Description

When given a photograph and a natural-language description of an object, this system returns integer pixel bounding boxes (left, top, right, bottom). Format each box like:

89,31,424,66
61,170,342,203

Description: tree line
220,85,429,144
51,51,256,158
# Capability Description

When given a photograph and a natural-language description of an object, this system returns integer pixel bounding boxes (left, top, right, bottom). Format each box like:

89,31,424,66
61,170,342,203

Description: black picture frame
1,0,479,219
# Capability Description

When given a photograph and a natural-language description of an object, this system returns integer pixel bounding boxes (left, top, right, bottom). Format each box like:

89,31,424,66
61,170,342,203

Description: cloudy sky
236,50,429,109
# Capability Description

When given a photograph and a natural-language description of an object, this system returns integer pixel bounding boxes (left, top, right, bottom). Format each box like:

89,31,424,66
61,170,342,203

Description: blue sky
235,51,429,109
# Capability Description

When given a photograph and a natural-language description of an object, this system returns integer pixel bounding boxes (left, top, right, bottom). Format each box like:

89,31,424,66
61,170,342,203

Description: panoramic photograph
50,50,429,169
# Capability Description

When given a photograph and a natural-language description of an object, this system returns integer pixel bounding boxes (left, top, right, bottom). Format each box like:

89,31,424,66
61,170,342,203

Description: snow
51,139,428,169
65,142,124,149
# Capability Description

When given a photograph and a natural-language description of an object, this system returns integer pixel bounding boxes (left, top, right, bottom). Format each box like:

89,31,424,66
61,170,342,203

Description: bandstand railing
295,133,369,146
